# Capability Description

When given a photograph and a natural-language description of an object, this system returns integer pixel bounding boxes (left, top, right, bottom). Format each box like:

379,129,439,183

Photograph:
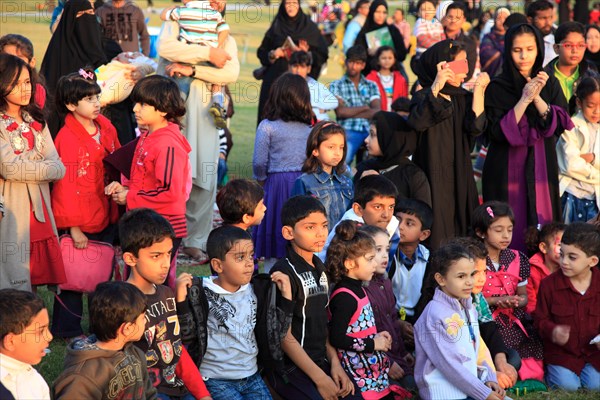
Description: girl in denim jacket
292,121,354,228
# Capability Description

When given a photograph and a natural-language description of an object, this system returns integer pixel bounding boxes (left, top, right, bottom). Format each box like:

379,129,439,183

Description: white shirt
543,33,558,67
200,278,259,380
0,353,50,400
318,208,400,261
307,77,339,121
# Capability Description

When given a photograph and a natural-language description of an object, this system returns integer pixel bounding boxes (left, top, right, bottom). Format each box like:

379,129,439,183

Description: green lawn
2,2,598,398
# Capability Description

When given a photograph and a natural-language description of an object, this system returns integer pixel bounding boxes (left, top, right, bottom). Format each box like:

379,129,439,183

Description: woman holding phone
408,39,490,249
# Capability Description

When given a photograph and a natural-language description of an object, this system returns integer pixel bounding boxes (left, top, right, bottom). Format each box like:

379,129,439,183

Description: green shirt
554,63,579,101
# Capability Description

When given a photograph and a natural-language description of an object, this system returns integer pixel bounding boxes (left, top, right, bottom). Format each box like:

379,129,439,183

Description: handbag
253,66,267,80
59,234,115,293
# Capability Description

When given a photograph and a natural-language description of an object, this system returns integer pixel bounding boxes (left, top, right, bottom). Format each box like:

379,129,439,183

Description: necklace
0,111,45,154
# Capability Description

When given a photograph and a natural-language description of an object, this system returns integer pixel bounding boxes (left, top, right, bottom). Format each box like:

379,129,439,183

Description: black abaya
408,40,485,250
256,2,328,124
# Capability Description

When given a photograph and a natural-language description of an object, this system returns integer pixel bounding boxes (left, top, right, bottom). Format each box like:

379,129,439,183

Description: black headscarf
355,111,417,178
372,111,417,168
488,23,565,125
268,1,326,54
355,0,407,71
585,25,600,72
40,0,107,94
413,39,471,96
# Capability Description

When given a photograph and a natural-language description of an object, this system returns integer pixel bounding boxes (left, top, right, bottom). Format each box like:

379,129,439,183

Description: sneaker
209,102,227,129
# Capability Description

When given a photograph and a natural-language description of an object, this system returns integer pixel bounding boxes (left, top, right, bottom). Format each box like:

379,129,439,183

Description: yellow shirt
554,63,580,101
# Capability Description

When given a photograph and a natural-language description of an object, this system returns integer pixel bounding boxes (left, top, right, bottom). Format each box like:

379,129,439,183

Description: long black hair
263,73,313,124
0,53,44,125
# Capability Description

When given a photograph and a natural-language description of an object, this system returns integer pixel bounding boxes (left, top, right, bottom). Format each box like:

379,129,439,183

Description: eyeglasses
559,42,587,51
83,95,101,103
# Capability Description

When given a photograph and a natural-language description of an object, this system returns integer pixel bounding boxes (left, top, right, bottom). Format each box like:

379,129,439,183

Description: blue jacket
292,167,354,229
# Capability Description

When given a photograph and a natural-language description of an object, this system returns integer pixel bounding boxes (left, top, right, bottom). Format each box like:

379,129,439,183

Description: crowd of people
0,0,599,399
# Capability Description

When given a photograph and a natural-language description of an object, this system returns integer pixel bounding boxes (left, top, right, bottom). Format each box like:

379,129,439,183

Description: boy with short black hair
330,45,381,165
176,225,294,399
544,21,597,102
0,289,51,400
535,222,600,391
266,195,354,399
389,198,432,330
289,50,338,121
318,174,399,261
526,0,557,66
119,208,211,400
54,281,156,399
216,179,266,230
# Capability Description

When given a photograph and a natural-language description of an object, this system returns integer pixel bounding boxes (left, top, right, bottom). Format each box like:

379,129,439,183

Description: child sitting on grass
0,289,52,400
176,225,293,399
535,223,600,392
54,281,155,399
119,208,211,399
266,195,355,399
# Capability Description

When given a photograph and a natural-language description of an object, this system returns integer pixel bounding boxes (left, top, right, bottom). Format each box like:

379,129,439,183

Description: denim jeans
546,363,600,392
345,128,369,165
217,156,228,187
561,192,598,223
204,371,272,400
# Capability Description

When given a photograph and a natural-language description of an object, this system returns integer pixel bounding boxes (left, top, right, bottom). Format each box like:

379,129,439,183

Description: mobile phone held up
444,59,469,75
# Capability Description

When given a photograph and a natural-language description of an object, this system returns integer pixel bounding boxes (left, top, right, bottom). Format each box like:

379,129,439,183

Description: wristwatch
190,65,197,77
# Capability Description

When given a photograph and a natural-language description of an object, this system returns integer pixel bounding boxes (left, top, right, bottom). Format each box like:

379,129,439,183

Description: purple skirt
253,171,301,259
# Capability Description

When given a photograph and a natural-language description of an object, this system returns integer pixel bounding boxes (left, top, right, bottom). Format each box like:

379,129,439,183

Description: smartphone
445,59,469,75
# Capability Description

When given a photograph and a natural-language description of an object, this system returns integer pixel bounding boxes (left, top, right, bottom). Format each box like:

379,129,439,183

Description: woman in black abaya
408,39,489,249
40,0,107,136
355,0,408,76
256,0,328,124
355,111,432,207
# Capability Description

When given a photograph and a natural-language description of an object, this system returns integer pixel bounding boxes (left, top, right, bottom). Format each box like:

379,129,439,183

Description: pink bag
59,235,115,293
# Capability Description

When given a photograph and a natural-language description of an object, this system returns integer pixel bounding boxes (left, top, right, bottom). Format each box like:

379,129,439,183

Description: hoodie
53,336,156,400
95,0,150,55
127,122,192,238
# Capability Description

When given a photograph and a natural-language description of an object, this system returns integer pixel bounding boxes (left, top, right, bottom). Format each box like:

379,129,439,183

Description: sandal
209,102,227,129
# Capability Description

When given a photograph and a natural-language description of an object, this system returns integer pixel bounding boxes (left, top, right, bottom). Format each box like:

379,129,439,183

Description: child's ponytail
471,201,515,239
325,220,375,283
524,222,566,257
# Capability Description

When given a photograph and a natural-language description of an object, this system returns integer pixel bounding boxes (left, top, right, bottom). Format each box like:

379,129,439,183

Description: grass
2,2,598,398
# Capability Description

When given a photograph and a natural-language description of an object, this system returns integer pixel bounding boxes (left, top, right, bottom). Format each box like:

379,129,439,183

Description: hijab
268,1,324,49
40,0,107,94
372,111,417,168
585,25,600,72
358,0,389,36
355,0,406,72
489,23,564,125
413,39,471,96
355,111,417,178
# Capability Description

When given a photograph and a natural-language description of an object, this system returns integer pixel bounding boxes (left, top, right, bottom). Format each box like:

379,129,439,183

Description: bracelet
190,65,196,77
540,104,551,119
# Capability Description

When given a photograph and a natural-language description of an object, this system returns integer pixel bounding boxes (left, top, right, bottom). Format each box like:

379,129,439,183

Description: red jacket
365,70,408,112
52,113,120,233
127,123,192,237
526,252,551,315
534,268,600,374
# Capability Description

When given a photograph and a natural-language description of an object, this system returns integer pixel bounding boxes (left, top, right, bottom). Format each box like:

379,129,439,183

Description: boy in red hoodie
105,75,192,287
